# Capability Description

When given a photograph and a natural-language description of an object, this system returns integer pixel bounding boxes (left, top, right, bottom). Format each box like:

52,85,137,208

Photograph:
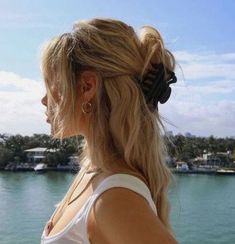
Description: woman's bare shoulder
89,187,178,244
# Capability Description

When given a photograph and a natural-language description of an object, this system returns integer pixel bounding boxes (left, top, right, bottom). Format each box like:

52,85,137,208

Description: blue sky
0,0,234,137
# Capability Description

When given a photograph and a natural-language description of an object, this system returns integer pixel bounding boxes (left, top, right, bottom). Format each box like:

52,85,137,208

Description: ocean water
0,171,234,244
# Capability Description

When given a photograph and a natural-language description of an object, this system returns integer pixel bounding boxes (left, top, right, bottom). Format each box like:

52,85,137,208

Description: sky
0,0,234,138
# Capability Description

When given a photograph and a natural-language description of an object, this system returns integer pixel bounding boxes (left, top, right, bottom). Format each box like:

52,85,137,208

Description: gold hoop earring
81,102,92,114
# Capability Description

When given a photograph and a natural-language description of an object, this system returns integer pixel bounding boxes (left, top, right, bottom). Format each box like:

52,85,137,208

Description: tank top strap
80,174,158,241
84,174,157,223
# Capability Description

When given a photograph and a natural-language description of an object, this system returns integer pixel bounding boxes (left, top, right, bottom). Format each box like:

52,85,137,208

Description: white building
24,147,57,164
176,161,189,171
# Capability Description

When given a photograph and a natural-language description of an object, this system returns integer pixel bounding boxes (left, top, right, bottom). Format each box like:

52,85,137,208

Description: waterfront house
176,161,189,171
202,151,232,167
24,147,57,164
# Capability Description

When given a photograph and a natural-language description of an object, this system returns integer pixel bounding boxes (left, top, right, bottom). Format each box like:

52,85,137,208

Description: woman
40,18,178,244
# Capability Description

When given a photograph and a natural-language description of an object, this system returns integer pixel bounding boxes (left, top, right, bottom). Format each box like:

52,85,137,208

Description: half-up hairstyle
40,18,176,236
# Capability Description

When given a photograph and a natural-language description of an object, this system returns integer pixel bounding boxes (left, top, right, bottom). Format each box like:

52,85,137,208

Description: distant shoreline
0,164,79,173
171,168,235,175
1,166,235,176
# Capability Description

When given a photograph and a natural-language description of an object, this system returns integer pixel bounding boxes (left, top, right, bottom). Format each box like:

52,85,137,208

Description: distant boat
216,169,235,175
34,163,47,173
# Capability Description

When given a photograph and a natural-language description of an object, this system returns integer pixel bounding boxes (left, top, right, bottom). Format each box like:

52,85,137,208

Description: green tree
0,146,14,168
45,151,69,167
4,134,28,162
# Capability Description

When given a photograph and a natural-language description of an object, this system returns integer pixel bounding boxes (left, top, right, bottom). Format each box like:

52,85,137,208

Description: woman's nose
41,95,47,106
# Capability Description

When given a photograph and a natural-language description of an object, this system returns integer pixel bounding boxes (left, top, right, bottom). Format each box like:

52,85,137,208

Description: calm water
0,171,235,244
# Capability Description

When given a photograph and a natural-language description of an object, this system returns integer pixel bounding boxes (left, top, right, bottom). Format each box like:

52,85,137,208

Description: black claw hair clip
139,63,177,110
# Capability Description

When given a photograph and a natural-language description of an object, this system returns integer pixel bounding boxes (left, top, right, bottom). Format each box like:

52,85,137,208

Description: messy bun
138,26,177,111
139,26,175,73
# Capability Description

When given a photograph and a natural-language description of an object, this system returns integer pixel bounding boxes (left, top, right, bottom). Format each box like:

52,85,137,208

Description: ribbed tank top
40,173,158,244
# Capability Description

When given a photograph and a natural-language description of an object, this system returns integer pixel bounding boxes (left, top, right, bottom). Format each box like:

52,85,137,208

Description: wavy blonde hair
40,18,176,235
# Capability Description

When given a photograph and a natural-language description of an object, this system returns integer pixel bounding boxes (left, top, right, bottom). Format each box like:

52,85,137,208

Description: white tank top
40,173,158,244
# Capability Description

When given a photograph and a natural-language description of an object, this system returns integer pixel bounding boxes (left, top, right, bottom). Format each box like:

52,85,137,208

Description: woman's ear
79,70,99,101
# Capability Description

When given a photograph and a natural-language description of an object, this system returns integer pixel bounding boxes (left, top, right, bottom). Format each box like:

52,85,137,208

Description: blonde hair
40,18,176,235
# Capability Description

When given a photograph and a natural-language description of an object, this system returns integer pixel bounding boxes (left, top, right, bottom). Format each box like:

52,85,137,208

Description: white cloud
174,51,235,80
159,51,235,137
0,71,50,135
173,79,235,96
174,51,235,63
0,71,43,93
161,99,235,137
0,49,235,137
